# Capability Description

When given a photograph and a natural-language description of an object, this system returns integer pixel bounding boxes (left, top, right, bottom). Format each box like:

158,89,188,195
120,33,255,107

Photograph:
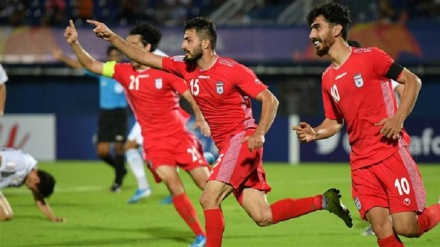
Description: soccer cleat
127,188,152,204
362,225,375,236
323,188,353,228
160,195,173,205
110,183,121,193
189,235,206,247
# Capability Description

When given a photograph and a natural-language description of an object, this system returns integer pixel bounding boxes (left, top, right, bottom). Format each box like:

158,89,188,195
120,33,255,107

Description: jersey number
129,75,148,90
190,78,200,96
394,177,411,195
187,146,201,162
330,84,340,102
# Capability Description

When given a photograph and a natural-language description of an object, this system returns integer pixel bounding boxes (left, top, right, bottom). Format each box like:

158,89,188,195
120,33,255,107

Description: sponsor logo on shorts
403,198,411,206
354,197,361,210
115,135,124,141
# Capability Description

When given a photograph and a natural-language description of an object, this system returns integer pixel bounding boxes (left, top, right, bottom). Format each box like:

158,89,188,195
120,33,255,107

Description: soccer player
0,63,7,116
293,3,440,246
52,46,128,192
0,148,64,222
63,20,212,247
87,17,353,247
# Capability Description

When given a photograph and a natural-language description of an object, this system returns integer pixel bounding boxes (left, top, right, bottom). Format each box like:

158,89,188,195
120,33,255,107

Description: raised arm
180,90,210,137
64,20,103,75
87,20,164,70
32,190,65,222
247,89,279,151
52,47,82,69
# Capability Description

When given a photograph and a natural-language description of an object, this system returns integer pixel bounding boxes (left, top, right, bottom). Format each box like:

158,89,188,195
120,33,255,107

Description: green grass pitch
1,161,439,247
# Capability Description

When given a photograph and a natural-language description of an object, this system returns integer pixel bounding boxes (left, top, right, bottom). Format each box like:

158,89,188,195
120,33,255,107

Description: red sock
204,208,224,247
417,203,440,236
270,195,323,224
172,193,204,236
377,234,405,247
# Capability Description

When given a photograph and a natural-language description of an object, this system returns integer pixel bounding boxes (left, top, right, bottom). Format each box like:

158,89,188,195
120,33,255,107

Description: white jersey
0,64,8,85
127,122,143,146
0,148,37,188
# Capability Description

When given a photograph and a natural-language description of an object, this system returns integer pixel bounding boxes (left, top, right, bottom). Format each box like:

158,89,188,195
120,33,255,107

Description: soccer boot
323,188,353,228
127,188,152,204
189,235,206,247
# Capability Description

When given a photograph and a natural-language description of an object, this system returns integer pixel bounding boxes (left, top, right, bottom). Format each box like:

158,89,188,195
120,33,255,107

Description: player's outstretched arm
32,191,65,223
87,20,164,70
181,90,210,137
293,118,343,142
52,47,82,69
64,19,103,75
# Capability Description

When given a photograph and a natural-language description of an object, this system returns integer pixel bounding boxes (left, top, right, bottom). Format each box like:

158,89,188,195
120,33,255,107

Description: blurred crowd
0,0,439,27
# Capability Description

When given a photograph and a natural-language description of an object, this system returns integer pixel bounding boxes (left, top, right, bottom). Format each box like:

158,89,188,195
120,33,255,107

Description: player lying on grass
0,148,64,222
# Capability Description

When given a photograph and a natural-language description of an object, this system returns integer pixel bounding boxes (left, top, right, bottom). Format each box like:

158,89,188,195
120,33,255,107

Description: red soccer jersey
321,47,410,170
109,62,190,141
162,56,268,149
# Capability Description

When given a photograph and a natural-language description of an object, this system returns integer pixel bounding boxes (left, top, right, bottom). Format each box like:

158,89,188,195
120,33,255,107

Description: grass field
1,161,439,247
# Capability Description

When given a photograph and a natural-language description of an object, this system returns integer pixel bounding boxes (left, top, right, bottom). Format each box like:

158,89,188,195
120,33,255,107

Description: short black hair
36,170,55,198
106,45,119,56
184,17,217,49
347,40,361,48
129,22,163,52
306,3,351,40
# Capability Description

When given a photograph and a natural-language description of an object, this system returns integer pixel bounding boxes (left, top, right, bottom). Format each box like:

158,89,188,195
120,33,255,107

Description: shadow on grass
25,225,192,246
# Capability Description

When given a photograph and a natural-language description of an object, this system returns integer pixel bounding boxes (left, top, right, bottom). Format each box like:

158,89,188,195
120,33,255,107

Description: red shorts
209,130,271,202
351,147,426,220
144,131,210,183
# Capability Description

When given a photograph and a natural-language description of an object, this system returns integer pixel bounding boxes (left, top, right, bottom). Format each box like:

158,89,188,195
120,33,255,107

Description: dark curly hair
184,17,217,49
306,3,351,40
129,22,163,52
37,170,56,198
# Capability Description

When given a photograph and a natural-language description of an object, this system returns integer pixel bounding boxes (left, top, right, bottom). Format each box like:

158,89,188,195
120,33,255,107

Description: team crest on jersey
354,74,364,88
155,78,163,89
216,81,224,94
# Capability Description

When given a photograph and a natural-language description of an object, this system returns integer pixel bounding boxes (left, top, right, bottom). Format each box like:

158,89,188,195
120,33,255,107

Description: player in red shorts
87,16,353,247
294,3,440,247
63,20,211,247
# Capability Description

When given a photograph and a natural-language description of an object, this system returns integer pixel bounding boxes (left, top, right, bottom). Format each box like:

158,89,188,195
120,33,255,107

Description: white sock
125,149,149,190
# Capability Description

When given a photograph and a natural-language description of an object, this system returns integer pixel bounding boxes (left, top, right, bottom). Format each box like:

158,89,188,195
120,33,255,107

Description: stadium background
1,0,439,163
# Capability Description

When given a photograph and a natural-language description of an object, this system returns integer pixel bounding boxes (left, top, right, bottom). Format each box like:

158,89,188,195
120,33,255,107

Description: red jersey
106,62,190,141
162,56,268,149
321,47,410,170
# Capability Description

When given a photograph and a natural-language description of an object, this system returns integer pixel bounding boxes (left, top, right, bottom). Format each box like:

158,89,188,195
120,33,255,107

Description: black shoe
110,183,121,193
323,188,353,228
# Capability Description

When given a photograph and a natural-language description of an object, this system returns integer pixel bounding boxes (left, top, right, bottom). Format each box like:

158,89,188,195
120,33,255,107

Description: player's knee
394,223,419,238
371,221,394,238
251,213,272,227
199,193,221,209
96,147,109,158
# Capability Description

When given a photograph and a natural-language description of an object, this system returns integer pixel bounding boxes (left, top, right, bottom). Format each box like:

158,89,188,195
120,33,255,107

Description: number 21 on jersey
129,75,149,90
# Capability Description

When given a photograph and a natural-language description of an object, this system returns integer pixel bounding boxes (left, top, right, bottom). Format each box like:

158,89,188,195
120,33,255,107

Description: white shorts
127,122,143,146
